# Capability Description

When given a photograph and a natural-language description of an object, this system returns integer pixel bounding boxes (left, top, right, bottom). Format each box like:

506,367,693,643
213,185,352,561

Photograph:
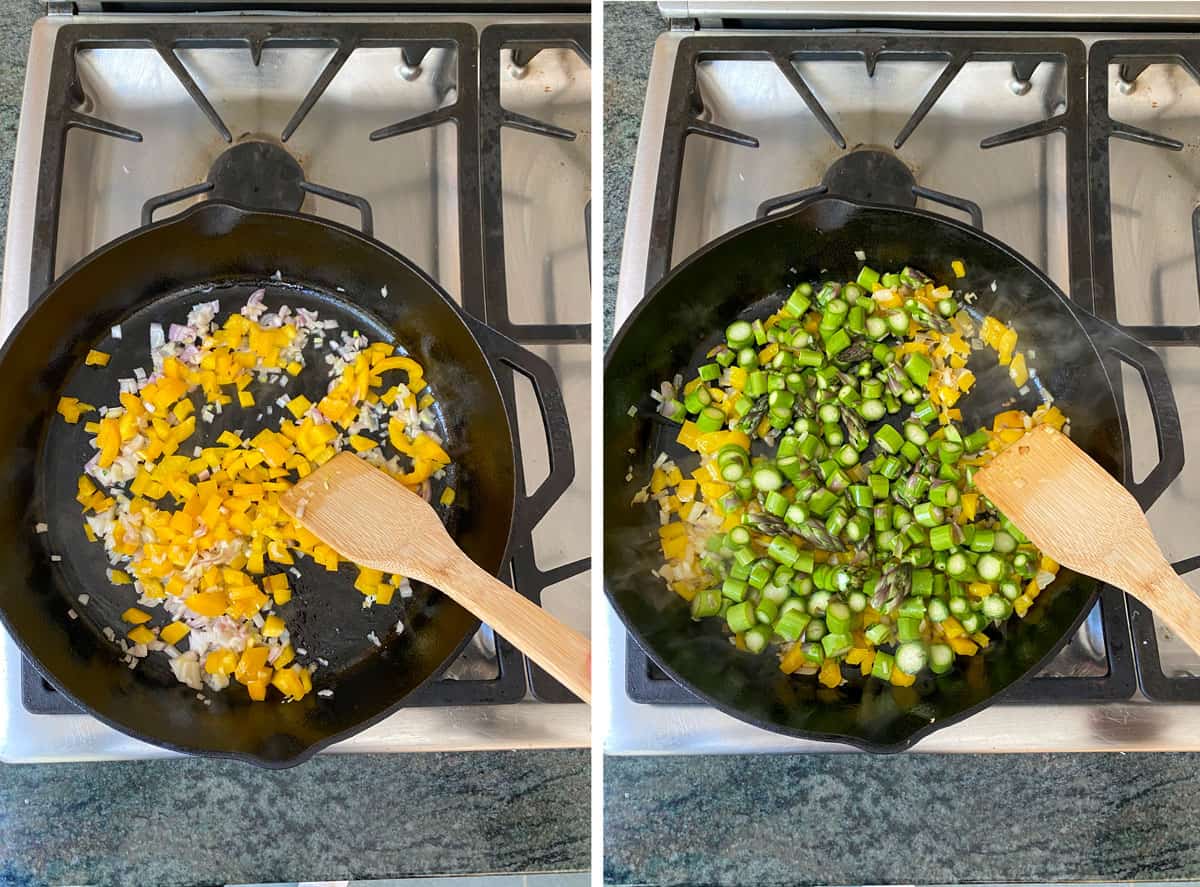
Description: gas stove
0,2,590,761
604,1,1200,754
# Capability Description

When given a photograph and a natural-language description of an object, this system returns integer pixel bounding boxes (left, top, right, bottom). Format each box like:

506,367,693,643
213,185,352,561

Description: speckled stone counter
605,752,1200,886
601,4,1200,886
0,7,587,886
1,751,588,886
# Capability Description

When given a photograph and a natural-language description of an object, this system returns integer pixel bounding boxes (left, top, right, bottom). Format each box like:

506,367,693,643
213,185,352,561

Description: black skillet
605,195,1182,752
0,200,572,767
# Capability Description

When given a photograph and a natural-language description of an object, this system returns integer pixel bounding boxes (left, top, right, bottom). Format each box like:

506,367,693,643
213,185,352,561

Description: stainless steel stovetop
604,2,1200,754
0,6,590,761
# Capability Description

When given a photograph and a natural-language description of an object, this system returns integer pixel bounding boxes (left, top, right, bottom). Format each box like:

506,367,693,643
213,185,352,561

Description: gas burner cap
821,149,916,208
207,141,305,213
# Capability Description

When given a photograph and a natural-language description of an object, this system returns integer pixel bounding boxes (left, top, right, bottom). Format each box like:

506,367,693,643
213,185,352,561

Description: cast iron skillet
0,201,571,768
605,195,1182,752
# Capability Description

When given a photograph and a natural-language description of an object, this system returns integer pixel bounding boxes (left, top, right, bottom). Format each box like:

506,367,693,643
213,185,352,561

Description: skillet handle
1068,305,1184,511
467,320,575,533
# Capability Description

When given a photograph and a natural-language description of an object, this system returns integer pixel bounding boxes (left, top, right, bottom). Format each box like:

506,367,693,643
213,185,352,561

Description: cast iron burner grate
21,18,588,715
1088,39,1200,702
479,23,591,702
142,139,374,233
627,32,1153,707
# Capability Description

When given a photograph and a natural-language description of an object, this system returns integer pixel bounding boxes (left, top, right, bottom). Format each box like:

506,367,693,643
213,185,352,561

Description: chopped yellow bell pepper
121,607,151,625
890,667,916,687
948,636,979,656
185,591,228,617
56,396,94,424
234,645,270,685
1008,352,1028,387
127,626,156,645
959,492,978,522
160,622,190,646
205,648,239,675
779,644,807,675
285,394,312,418
996,327,1018,367
968,581,994,598
818,658,843,688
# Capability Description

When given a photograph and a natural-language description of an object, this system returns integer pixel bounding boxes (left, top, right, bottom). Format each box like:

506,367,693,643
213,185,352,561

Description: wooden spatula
279,452,591,703
974,423,1200,655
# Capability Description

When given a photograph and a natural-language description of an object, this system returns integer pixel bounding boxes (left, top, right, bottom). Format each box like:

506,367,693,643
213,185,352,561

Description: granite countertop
602,3,1200,886
0,6,587,886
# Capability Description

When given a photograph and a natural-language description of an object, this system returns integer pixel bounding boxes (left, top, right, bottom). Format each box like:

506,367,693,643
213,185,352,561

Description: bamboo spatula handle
1123,556,1200,657
440,555,591,703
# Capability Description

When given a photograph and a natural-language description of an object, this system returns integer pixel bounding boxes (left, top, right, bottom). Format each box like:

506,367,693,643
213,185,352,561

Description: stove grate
1088,39,1200,702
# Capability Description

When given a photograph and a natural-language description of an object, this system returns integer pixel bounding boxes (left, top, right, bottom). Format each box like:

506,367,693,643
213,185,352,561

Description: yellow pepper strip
960,492,978,522
779,644,807,674
659,523,688,560
696,430,751,455
121,607,151,625
942,616,965,639
818,658,843,688
948,636,979,656
671,581,697,602
676,420,701,452
56,396,94,424
127,626,156,645
271,664,309,700
205,648,239,676
1009,352,1028,387
85,349,111,367
859,650,875,677
386,419,449,484
160,622,190,646
951,259,966,278
890,667,917,687
185,591,228,617
285,394,312,418
992,410,1026,432
968,581,994,598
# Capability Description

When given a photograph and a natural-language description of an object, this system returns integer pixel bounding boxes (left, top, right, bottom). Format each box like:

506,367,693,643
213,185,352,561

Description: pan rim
0,199,521,767
603,193,1119,752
